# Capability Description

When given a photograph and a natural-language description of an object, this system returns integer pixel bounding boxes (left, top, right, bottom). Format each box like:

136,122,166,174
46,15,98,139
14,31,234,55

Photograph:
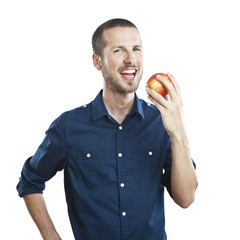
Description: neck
102,88,135,124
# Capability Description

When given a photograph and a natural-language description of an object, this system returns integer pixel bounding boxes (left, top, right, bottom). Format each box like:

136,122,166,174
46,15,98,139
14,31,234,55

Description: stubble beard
102,66,142,94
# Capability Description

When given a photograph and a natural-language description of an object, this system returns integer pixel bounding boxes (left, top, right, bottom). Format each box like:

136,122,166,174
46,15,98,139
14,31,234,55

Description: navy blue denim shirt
17,90,177,240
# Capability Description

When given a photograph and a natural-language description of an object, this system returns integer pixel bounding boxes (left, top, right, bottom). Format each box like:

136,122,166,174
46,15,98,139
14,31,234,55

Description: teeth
121,69,136,74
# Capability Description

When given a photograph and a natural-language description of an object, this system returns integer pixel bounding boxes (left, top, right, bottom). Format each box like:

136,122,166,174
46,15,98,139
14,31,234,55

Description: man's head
92,18,138,58
92,18,143,94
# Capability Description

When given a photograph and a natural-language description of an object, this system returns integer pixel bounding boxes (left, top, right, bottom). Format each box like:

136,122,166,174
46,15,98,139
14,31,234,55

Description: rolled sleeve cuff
16,157,46,197
16,177,44,197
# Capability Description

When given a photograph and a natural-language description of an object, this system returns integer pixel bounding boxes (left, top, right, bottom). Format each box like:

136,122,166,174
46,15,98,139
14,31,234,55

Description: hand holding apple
146,72,184,139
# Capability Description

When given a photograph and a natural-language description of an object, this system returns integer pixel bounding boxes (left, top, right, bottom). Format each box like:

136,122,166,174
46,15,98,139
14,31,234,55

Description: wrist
42,231,61,240
169,125,188,143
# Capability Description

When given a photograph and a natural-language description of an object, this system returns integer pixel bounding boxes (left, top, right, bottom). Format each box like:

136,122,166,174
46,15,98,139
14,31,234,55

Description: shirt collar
129,92,145,119
92,90,109,121
92,90,145,121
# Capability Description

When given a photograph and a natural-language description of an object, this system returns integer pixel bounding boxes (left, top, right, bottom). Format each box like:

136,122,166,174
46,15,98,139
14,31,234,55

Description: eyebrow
133,45,143,49
111,44,143,50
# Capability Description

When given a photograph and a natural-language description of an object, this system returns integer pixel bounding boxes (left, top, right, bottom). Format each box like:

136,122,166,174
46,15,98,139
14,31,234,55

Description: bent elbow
179,198,194,209
174,194,195,209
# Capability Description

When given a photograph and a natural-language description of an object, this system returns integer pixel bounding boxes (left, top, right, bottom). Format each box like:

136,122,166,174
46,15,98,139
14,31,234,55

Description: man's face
100,27,143,94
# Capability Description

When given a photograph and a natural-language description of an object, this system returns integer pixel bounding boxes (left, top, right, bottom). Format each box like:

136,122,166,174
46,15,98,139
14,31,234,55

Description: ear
92,54,102,70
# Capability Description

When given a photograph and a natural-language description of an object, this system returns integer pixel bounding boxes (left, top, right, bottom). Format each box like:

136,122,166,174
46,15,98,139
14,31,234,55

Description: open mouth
119,68,138,81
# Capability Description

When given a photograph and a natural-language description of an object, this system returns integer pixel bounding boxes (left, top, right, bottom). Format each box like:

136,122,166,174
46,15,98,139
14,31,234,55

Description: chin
121,83,139,94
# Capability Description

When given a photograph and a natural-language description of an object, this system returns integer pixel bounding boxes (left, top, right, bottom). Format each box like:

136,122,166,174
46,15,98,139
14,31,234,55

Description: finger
146,87,169,109
156,74,177,100
167,72,182,99
147,94,166,113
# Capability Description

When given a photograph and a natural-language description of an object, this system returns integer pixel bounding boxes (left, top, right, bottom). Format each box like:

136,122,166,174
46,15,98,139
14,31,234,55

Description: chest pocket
69,149,116,188
133,147,164,186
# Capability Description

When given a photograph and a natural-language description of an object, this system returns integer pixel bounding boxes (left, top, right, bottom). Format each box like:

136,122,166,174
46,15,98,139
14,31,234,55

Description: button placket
116,124,129,238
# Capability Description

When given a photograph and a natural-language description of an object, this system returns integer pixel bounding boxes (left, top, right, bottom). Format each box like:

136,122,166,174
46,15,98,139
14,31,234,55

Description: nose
124,51,137,65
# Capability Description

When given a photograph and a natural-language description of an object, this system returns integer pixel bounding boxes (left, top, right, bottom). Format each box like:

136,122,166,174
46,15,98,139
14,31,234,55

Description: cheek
137,55,144,66
104,57,120,71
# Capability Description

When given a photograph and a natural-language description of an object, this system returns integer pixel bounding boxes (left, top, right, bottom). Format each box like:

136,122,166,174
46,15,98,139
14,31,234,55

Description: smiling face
98,27,143,94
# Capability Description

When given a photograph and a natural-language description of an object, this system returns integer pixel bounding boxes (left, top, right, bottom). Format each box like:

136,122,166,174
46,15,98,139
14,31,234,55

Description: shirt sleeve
16,117,66,197
161,135,173,197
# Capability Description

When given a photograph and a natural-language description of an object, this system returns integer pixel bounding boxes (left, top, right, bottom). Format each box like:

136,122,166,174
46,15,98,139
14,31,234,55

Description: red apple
146,73,171,96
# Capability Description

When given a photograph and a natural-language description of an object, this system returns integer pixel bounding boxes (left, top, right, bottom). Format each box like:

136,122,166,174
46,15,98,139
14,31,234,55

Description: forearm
146,73,197,207
170,132,197,208
23,193,61,240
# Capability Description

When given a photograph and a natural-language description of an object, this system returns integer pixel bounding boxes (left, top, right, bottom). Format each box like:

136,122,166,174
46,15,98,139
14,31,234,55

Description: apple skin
146,73,171,96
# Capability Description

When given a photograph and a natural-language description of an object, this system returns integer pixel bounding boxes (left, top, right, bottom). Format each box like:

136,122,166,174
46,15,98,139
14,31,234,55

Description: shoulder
63,102,91,117
139,98,160,115
64,102,91,116
50,102,93,128
137,97,165,126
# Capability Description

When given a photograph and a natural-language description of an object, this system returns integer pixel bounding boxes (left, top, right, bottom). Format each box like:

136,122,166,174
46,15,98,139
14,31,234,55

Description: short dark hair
92,18,138,57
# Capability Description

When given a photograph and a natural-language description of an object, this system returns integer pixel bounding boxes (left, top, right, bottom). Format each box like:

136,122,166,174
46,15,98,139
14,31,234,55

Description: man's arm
170,130,197,208
146,72,197,208
23,194,61,240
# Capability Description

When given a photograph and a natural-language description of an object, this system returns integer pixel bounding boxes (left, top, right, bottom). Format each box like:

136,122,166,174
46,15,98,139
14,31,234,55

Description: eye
113,49,122,53
133,47,141,52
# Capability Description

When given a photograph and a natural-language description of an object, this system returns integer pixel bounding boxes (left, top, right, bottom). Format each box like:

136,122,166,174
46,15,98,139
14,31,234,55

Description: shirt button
118,153,122,157
119,126,123,130
122,212,126,216
86,153,91,158
148,151,153,156
120,183,125,188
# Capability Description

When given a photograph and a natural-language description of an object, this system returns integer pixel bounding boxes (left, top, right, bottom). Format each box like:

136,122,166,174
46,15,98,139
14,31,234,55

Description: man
17,18,197,240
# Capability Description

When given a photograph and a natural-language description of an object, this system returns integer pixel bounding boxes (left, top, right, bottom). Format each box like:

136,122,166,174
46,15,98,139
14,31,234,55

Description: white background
1,0,240,239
